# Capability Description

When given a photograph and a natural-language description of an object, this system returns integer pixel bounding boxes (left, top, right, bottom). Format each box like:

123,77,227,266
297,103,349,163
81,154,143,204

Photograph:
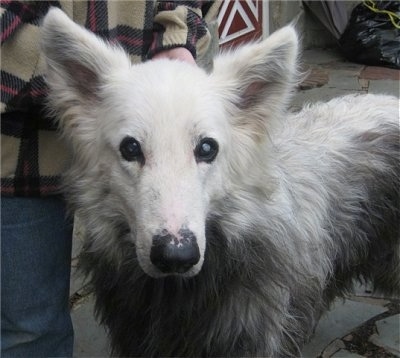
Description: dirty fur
42,8,400,357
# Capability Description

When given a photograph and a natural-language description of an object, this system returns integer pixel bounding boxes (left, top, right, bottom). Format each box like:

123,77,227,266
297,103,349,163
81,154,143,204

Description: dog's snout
150,229,200,274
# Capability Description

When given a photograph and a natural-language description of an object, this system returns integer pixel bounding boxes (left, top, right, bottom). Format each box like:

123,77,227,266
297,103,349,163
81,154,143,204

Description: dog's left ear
41,8,130,105
212,26,299,137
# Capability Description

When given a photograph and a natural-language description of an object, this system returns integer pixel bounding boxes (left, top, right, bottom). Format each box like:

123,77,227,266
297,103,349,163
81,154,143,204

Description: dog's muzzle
150,228,200,274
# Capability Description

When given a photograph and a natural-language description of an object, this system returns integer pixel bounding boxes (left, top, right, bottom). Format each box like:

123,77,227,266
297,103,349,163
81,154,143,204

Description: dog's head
42,8,298,278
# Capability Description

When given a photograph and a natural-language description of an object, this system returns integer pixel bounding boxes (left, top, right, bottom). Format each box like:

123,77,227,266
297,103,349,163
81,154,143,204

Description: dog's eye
119,136,144,164
194,138,219,163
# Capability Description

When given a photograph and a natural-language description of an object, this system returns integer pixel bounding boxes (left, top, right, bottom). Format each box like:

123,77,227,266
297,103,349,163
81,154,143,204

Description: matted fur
42,8,400,357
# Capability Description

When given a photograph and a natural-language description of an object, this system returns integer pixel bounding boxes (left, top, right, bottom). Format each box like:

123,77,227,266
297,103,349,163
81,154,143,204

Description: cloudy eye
194,137,219,163
119,136,145,165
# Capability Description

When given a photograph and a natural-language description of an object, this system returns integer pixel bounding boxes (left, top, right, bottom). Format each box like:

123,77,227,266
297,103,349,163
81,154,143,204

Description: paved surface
69,48,400,357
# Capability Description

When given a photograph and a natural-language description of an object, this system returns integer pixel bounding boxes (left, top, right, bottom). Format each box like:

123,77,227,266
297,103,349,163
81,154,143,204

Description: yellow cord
363,0,400,29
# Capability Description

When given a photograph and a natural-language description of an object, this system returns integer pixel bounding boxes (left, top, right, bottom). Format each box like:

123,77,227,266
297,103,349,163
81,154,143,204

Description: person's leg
1,196,74,357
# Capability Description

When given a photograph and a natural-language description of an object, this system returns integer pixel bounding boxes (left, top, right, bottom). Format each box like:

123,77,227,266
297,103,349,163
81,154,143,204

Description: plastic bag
339,1,400,69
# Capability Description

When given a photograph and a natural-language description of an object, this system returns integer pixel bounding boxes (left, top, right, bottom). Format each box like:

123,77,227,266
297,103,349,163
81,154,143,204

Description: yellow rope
363,0,400,29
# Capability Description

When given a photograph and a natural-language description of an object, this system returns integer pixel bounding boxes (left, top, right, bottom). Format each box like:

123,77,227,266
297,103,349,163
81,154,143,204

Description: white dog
42,8,399,357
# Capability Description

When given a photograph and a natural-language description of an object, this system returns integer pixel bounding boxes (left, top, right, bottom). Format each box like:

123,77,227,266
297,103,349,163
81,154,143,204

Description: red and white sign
218,0,266,48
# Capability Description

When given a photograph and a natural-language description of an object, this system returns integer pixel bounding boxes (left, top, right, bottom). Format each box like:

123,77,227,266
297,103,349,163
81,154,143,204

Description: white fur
42,8,399,357
42,8,304,278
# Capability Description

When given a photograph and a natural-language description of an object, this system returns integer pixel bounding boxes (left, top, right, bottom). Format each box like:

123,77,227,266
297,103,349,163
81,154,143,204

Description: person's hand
152,47,196,65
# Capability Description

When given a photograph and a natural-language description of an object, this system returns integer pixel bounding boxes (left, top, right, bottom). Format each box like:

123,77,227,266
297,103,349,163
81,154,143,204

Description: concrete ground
69,48,400,357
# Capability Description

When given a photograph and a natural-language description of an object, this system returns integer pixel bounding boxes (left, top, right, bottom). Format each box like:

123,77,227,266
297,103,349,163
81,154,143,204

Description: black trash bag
339,1,400,69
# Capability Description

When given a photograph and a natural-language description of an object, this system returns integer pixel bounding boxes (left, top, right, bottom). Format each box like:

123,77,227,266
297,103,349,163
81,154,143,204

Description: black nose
150,229,200,274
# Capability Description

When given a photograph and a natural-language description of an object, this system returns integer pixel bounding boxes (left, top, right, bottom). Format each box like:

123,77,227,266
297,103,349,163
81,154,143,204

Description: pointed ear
212,26,299,138
41,8,130,104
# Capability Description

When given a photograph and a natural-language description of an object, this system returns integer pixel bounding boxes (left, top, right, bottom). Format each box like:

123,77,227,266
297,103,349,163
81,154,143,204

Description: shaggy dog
42,8,399,357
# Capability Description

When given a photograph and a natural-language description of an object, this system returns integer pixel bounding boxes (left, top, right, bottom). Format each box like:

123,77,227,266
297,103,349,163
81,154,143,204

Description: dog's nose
150,230,200,274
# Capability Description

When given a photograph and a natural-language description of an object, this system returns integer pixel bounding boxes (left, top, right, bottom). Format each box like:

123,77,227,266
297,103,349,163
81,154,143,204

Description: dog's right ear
41,8,130,105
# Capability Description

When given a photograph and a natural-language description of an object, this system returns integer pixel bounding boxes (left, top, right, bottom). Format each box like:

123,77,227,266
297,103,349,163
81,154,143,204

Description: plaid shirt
1,0,220,196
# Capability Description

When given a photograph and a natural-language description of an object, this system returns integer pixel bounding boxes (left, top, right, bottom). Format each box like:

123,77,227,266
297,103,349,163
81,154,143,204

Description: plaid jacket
1,0,220,196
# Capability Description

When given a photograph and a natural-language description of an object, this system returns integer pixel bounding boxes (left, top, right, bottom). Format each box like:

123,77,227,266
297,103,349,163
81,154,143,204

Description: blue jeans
1,196,74,357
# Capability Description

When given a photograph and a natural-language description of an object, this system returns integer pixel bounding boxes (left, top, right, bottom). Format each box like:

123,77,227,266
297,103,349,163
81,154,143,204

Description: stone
368,80,400,98
302,299,387,357
331,349,365,358
299,66,330,90
321,339,345,358
360,66,400,81
349,295,390,307
71,293,110,357
301,48,344,65
369,314,400,357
